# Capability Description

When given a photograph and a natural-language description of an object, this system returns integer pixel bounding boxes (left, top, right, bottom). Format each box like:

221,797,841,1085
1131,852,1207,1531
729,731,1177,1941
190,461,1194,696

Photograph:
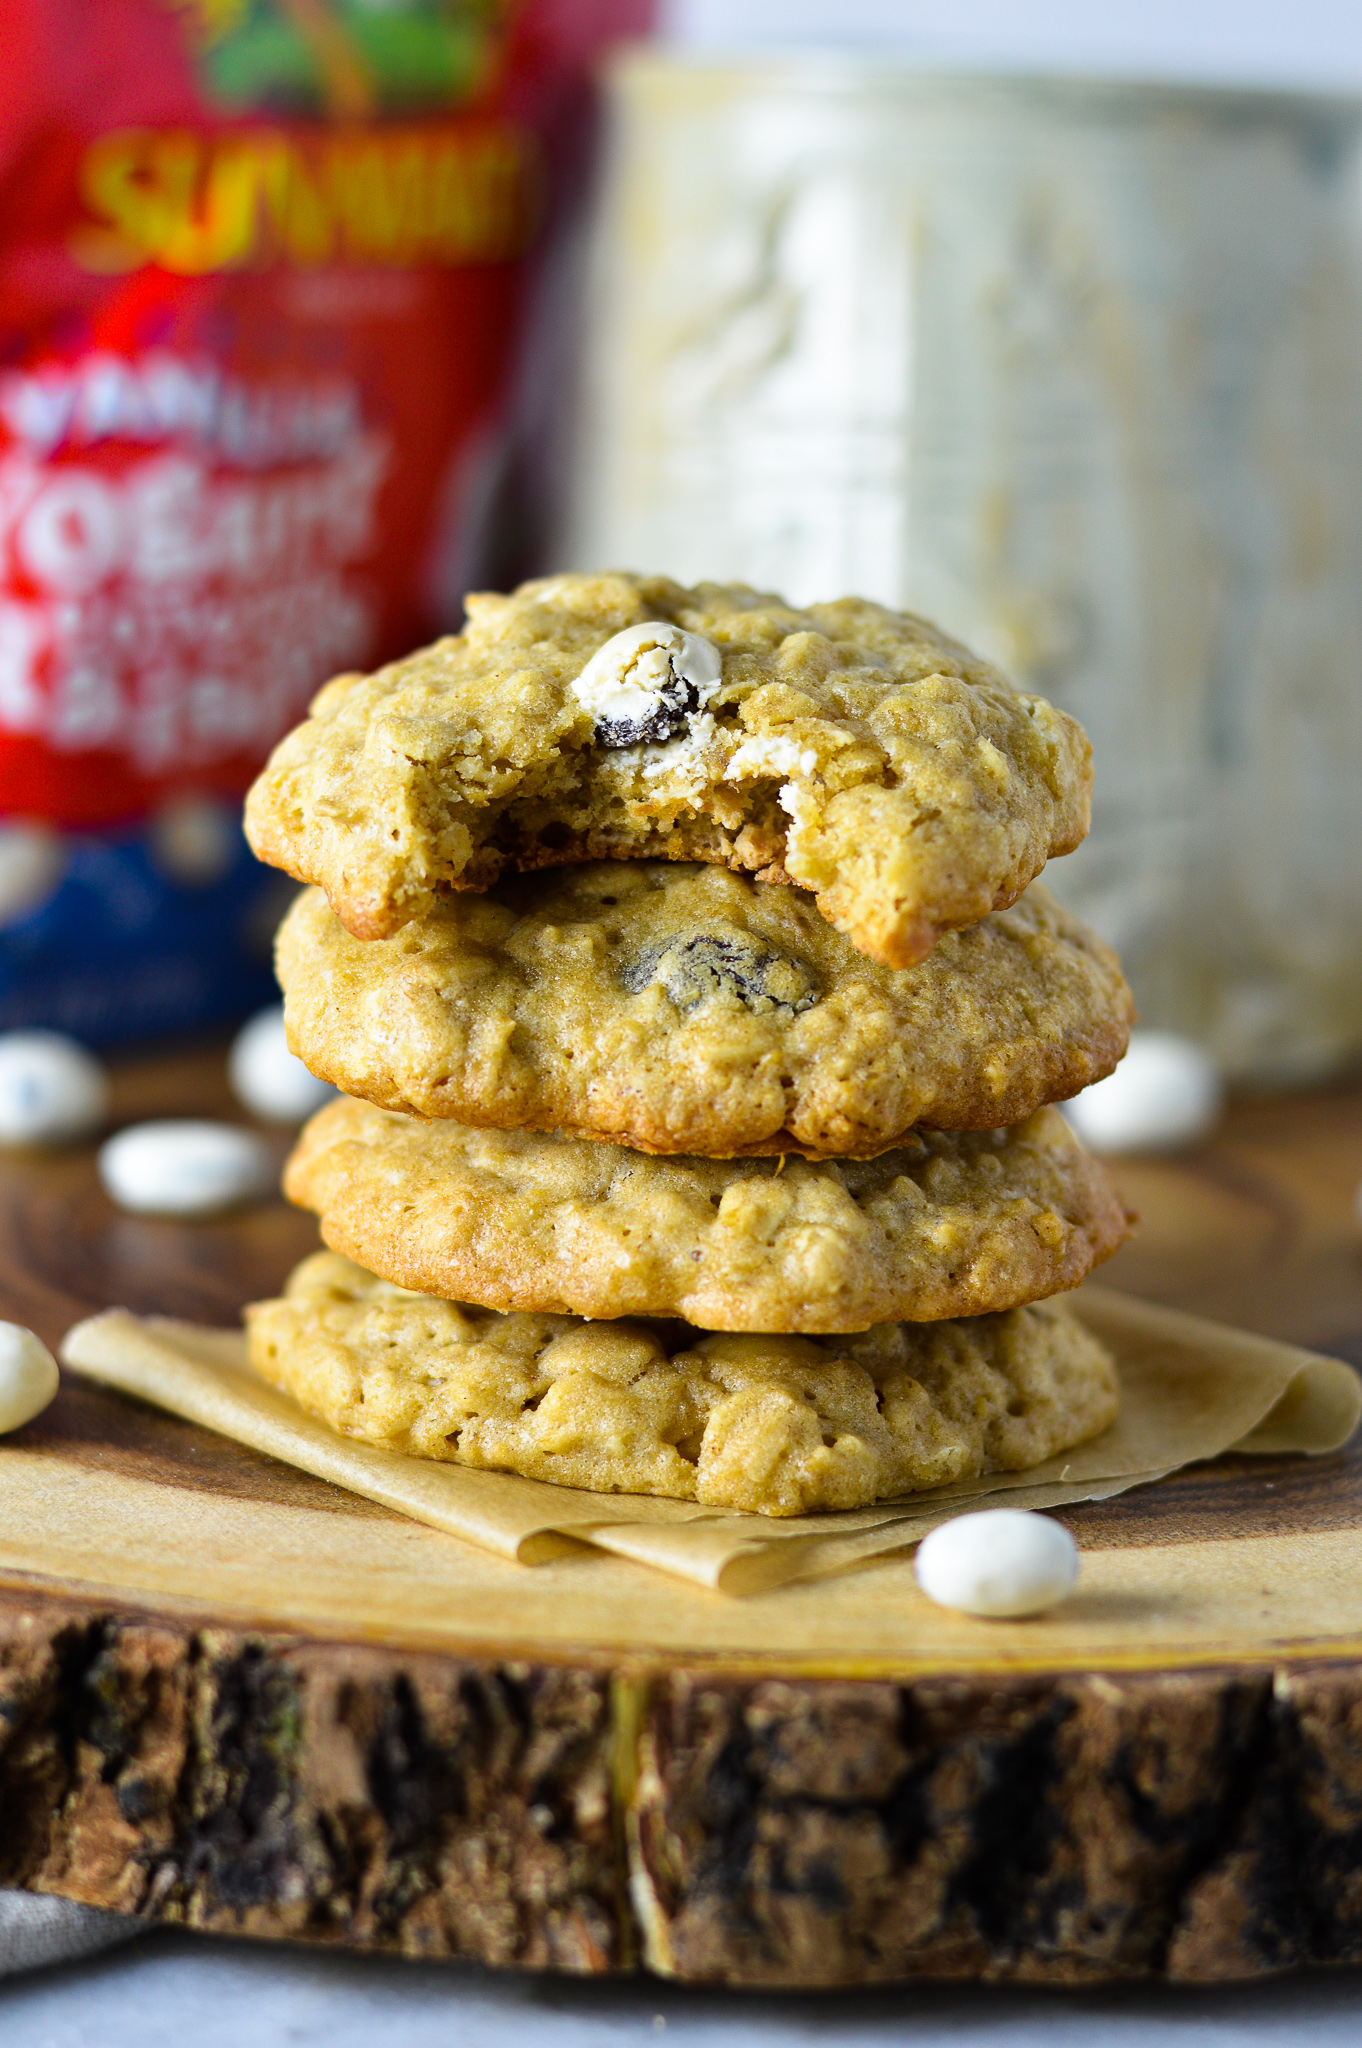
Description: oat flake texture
246,1252,1121,1517
245,572,1093,969
276,865,1130,1157
284,1100,1129,1332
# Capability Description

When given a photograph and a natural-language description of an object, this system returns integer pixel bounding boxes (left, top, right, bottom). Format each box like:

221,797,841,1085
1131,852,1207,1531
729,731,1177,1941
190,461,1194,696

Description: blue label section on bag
0,804,287,1046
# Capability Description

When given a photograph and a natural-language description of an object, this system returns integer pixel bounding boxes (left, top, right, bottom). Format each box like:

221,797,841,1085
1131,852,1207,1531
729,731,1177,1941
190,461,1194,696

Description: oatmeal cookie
247,1252,1120,1516
284,1099,1128,1331
277,866,1132,1157
245,572,1092,968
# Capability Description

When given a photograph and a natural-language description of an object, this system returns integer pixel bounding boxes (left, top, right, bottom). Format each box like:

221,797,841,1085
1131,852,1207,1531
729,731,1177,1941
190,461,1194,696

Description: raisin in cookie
284,1099,1128,1331
246,1251,1120,1516
245,572,1092,969
276,864,1132,1157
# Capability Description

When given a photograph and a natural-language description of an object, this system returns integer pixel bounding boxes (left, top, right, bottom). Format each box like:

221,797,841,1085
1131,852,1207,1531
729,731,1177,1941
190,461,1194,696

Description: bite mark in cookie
244,572,1093,969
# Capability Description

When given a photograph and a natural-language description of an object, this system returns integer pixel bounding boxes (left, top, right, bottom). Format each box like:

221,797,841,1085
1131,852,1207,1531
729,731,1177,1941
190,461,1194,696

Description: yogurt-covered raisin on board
284,1099,1129,1332
245,573,1093,969
247,1251,1120,1516
276,865,1132,1158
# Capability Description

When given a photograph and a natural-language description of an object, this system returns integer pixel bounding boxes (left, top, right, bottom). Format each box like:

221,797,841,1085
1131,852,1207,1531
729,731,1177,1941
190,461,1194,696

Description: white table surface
4,1934,1362,2048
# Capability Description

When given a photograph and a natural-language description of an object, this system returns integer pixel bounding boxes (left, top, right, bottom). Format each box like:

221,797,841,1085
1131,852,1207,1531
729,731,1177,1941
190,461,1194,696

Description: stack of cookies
241,574,1134,1517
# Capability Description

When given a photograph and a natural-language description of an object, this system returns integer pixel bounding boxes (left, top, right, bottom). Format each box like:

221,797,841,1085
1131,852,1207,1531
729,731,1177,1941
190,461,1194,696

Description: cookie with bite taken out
245,572,1092,971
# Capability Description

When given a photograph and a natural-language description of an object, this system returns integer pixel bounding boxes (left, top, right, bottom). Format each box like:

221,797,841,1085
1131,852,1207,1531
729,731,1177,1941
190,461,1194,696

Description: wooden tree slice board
2,1048,1362,1986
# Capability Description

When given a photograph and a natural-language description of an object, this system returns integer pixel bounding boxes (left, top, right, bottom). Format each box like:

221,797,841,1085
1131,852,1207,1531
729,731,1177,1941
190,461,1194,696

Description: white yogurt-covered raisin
573,623,722,748
0,1323,59,1433
914,1508,1079,1618
99,1120,276,1217
229,1006,335,1123
0,1031,108,1147
1063,1030,1222,1154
